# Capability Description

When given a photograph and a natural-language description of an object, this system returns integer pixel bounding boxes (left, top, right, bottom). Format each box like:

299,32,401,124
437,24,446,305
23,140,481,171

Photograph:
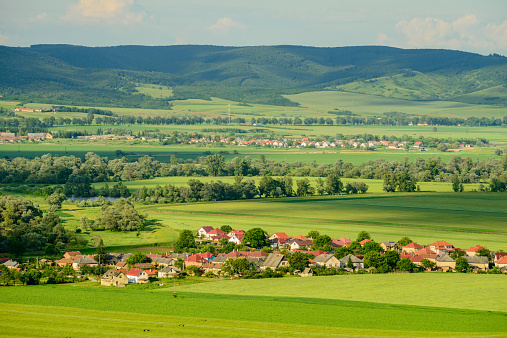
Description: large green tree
243,228,268,249
288,251,310,271
95,198,145,231
174,230,197,252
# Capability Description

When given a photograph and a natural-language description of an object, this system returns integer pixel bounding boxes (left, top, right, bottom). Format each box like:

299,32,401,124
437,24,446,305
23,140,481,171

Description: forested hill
26,44,507,87
1,44,506,107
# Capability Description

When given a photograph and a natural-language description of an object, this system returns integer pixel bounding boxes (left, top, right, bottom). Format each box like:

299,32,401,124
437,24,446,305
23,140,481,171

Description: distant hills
1,44,506,108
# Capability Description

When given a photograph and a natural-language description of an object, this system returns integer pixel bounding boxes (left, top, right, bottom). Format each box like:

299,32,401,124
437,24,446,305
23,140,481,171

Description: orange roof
429,241,454,248
126,268,145,276
415,247,436,255
294,234,310,241
466,245,485,252
403,242,423,249
495,256,507,264
272,232,290,239
359,239,372,245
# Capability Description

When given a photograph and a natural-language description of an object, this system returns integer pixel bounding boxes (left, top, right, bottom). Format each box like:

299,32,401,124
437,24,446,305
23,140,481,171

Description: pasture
0,275,506,336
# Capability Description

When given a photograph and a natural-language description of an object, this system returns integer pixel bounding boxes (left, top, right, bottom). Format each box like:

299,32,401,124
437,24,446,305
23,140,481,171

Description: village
1,226,505,287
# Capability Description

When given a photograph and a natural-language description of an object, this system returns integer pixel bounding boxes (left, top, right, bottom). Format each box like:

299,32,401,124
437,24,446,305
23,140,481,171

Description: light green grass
172,273,507,312
0,281,506,335
135,83,174,98
285,91,507,118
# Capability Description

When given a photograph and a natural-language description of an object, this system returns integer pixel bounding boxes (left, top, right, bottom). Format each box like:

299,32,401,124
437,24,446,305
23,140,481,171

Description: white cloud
485,20,507,49
29,13,48,22
396,17,452,48
62,0,148,25
393,15,507,54
207,17,245,33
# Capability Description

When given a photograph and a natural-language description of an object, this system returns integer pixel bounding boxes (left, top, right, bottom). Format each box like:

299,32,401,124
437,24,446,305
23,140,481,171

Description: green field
1,273,506,336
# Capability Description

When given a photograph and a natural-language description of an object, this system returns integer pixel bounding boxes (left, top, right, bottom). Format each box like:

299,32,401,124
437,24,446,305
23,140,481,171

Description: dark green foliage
288,252,310,271
383,172,417,192
455,257,470,273
356,231,372,242
396,258,416,272
324,174,343,195
174,230,197,253
220,225,232,233
94,198,145,231
243,228,268,249
363,241,384,254
397,237,413,247
489,178,507,192
126,252,151,266
313,235,332,251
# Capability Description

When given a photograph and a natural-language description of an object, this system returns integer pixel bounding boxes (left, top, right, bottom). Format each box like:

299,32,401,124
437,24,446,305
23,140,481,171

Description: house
402,242,423,254
312,254,341,268
429,241,455,255
380,241,400,252
56,258,74,267
151,257,173,267
466,245,486,257
331,239,345,247
206,228,227,239
339,238,352,246
300,268,313,277
493,252,507,262
409,255,424,267
126,268,149,283
72,256,98,271
359,239,372,246
115,261,128,269
3,260,19,269
415,247,437,255
465,256,489,271
158,265,182,278
435,255,456,270
495,256,507,269
260,254,288,271
293,234,310,241
289,239,313,251
268,232,290,241
64,251,82,260
339,254,364,269
197,226,214,238
170,252,190,259
101,270,128,287
228,231,244,245
0,257,10,264
134,262,154,270
185,254,207,267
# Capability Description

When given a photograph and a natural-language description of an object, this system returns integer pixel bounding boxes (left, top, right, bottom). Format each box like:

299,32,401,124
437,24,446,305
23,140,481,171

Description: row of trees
1,152,507,187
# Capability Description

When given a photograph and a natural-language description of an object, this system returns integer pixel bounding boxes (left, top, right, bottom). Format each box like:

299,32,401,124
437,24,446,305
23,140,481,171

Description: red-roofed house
126,268,149,283
294,234,310,241
206,228,227,239
331,239,345,247
289,239,313,250
415,247,437,255
228,231,244,245
185,254,207,267
494,252,507,261
63,251,82,260
409,256,424,266
269,232,290,240
466,245,486,257
0,257,11,264
402,242,423,254
197,226,214,238
495,256,507,268
359,239,372,246
429,241,454,255
340,238,352,246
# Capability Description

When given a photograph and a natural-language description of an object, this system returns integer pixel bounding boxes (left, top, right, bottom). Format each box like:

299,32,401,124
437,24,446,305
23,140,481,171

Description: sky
0,0,506,55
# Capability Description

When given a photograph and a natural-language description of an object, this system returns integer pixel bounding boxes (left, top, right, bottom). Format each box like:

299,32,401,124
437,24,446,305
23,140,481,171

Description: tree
356,231,371,242
187,265,202,276
307,230,320,239
346,256,353,269
220,225,232,233
95,239,106,266
313,234,332,250
489,178,506,192
325,174,343,195
397,237,412,247
46,192,66,211
127,252,151,266
95,198,145,232
452,176,463,192
364,251,384,269
334,246,352,259
363,241,384,254
205,154,225,176
383,251,400,269
243,228,268,249
420,258,436,270
396,258,416,272
174,230,197,252
222,258,250,276
296,178,311,196
455,257,469,273
288,252,310,271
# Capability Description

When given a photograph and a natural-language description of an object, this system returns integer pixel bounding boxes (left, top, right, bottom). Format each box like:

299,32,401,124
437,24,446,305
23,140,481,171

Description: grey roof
151,257,173,264
212,256,228,263
303,267,313,274
382,241,399,247
313,254,336,263
102,270,125,278
339,254,363,263
246,257,264,264
170,253,190,259
466,256,489,264
74,256,98,264
436,254,455,262
261,254,286,268
159,265,181,273
3,260,19,268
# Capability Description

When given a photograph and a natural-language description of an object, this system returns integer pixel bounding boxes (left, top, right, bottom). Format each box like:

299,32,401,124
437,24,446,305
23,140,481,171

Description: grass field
1,274,506,336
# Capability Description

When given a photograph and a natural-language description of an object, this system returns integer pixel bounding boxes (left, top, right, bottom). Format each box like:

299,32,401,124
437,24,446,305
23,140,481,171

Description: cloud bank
62,0,148,25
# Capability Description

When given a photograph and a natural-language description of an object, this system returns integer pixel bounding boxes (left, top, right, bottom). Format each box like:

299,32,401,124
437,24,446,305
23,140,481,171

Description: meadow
0,274,506,336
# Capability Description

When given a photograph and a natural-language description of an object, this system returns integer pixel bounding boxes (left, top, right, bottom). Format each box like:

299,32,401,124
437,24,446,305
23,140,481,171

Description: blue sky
1,0,506,55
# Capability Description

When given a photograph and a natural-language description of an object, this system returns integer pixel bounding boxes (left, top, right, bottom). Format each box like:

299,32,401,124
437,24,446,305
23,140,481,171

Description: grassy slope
60,193,507,252
0,279,506,336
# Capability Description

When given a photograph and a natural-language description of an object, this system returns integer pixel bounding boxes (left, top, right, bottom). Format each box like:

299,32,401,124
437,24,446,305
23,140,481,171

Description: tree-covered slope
1,44,506,106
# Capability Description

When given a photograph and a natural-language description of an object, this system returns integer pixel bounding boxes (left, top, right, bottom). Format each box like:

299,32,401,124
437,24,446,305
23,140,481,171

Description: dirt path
90,234,101,248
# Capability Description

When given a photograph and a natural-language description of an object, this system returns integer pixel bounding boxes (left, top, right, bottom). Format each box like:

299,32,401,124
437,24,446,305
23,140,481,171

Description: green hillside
1,44,506,107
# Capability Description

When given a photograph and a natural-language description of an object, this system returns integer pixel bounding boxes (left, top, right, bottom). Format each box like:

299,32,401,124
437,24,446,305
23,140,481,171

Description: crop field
285,90,507,118
55,192,507,252
1,276,506,337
